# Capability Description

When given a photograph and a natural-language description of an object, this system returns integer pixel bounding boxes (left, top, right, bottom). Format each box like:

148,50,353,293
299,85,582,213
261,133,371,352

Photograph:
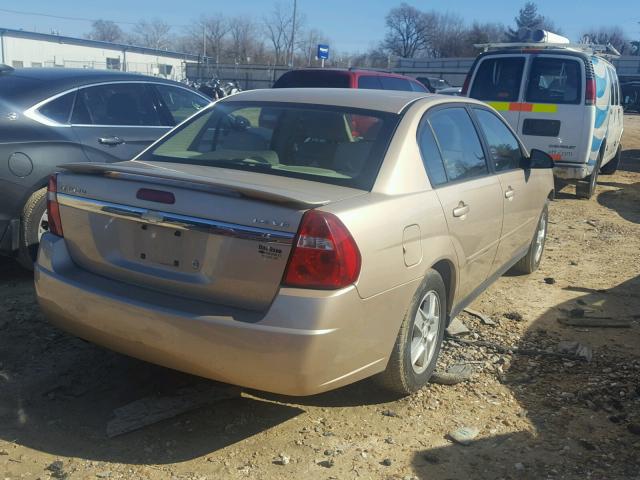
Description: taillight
283,210,361,290
461,72,472,96
47,174,63,237
585,78,596,106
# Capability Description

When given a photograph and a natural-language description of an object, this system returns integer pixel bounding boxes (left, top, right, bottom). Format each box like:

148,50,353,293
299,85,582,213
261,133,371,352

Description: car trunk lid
55,161,366,311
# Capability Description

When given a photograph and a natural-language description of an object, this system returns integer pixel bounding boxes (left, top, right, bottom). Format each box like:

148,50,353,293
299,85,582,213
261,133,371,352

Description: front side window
474,108,523,172
72,83,161,126
140,102,399,190
155,85,210,125
470,57,525,102
428,107,488,182
38,91,75,124
526,57,581,105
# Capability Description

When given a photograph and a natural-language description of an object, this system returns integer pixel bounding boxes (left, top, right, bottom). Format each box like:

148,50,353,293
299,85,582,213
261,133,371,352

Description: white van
463,33,623,199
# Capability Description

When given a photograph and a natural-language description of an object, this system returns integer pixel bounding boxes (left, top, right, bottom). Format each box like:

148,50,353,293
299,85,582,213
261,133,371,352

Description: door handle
505,187,515,200
98,136,125,146
452,202,470,218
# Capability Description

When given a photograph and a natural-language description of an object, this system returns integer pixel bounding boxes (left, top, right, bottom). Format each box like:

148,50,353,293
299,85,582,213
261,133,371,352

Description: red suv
273,68,427,92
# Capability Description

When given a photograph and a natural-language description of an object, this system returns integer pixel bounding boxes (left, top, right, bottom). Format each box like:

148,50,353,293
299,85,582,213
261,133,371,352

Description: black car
0,66,210,268
415,76,451,93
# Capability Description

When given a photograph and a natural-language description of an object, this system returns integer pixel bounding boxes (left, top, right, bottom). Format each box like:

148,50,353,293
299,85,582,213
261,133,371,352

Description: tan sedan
35,88,554,396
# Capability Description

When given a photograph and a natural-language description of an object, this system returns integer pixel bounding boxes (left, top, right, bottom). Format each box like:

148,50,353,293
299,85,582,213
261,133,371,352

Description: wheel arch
431,258,456,324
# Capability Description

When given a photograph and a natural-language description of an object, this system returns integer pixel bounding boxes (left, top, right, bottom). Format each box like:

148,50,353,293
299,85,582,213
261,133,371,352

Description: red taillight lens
47,174,63,237
461,72,472,96
585,78,596,106
136,188,175,204
283,210,361,290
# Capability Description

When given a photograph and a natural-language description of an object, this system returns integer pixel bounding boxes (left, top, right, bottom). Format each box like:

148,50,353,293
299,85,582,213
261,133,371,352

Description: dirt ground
1,116,639,480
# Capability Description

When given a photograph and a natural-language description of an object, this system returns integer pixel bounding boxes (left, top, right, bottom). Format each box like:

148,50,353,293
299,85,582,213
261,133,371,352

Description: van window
358,76,383,89
273,71,350,88
526,57,581,105
470,57,525,102
379,77,413,91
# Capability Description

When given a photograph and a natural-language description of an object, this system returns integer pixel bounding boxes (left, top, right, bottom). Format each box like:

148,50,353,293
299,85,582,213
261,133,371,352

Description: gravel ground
1,115,639,480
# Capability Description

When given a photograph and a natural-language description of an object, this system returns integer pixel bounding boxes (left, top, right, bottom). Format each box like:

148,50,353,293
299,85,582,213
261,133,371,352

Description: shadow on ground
410,275,640,479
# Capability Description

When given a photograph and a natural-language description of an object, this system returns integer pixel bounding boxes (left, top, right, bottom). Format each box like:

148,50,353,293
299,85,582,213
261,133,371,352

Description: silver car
35,89,554,396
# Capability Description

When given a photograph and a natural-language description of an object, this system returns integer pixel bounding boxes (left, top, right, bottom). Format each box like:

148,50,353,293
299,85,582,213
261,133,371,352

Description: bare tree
297,28,329,66
581,26,630,54
228,17,255,64
133,19,173,50
199,16,230,63
430,13,467,58
85,20,124,43
263,3,293,65
382,3,436,58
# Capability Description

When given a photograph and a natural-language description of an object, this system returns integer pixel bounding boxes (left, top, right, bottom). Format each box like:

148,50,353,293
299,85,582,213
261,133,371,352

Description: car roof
0,68,190,108
221,88,478,114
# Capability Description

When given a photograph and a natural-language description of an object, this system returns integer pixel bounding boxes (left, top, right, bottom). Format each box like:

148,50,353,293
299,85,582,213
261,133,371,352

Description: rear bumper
553,162,595,180
35,234,419,396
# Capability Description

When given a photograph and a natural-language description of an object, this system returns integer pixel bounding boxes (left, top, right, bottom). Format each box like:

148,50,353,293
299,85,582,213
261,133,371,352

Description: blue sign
317,44,329,60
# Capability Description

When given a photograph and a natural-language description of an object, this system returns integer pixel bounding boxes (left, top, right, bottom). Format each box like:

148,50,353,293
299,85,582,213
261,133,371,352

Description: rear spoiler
58,162,331,209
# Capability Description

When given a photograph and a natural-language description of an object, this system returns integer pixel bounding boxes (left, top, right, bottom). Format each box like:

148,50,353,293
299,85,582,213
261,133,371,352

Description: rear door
468,55,527,131
518,54,586,163
70,82,171,163
420,106,503,302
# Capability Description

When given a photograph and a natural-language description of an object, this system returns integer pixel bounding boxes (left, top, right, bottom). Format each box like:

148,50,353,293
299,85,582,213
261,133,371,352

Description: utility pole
289,0,297,67
202,24,206,58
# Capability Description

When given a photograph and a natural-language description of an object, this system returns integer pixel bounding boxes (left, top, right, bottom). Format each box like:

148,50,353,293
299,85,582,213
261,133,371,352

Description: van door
518,55,586,164
468,55,527,131
604,65,623,162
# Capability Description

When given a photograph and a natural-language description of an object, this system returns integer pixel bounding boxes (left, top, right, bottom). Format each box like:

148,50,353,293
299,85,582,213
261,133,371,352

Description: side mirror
524,149,555,169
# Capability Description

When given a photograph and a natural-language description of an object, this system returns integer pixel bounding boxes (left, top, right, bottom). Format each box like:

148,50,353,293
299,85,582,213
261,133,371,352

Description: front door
472,107,538,269
70,82,170,163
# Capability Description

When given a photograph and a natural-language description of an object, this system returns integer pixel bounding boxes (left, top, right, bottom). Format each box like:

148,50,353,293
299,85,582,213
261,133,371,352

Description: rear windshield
139,101,399,190
470,57,525,102
273,71,350,88
525,57,582,105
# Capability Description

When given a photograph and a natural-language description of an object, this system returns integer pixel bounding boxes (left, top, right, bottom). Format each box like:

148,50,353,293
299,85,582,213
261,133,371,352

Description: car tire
511,202,548,275
600,145,622,175
375,269,446,396
576,147,604,199
17,187,48,271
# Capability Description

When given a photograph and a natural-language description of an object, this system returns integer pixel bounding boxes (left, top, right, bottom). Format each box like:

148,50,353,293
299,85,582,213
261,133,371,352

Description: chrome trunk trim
57,193,295,245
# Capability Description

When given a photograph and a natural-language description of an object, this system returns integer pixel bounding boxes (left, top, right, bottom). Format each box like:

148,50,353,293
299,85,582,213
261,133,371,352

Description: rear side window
428,107,488,182
474,108,522,172
141,102,399,190
379,77,412,91
358,76,383,89
409,80,428,92
526,57,581,105
72,83,162,126
417,121,448,186
38,91,75,124
273,71,350,88
470,57,525,102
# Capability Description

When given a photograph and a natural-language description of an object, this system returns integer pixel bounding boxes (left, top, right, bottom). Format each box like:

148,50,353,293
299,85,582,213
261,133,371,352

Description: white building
0,28,200,80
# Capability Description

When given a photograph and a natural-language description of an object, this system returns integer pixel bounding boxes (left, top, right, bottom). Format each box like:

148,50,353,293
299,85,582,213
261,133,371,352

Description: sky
0,0,638,54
